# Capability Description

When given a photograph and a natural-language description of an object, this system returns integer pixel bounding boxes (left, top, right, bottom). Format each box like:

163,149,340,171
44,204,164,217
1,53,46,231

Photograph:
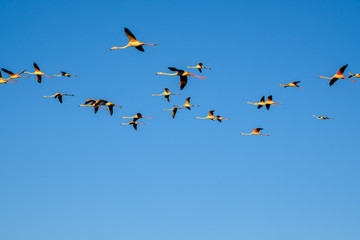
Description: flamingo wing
124,28,137,41
338,64,348,75
329,77,338,86
1,68,14,76
37,75,42,83
172,108,178,118
135,45,144,52
168,67,179,72
109,105,113,116
260,96,265,103
293,81,301,84
58,95,63,103
34,62,40,71
133,123,138,130
180,75,188,90
165,95,170,102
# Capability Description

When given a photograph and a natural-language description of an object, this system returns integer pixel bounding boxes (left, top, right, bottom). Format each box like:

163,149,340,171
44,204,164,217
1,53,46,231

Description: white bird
313,115,334,120
241,128,270,136
187,62,212,73
111,28,157,52
152,88,180,102
43,93,74,103
24,62,52,83
163,107,182,119
175,97,200,110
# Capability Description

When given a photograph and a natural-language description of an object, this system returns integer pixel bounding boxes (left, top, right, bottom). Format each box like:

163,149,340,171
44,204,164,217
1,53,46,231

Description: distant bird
265,95,284,110
152,88,180,102
53,71,77,77
43,93,74,103
215,115,230,122
319,64,355,86
247,96,266,109
348,73,360,79
313,115,334,120
96,99,122,116
110,28,157,52
196,110,217,120
79,99,108,114
187,62,212,73
1,68,29,80
163,107,181,119
0,70,17,84
121,121,145,130
279,81,305,89
241,128,270,136
175,97,200,110
24,62,52,83
156,67,205,90
122,113,154,122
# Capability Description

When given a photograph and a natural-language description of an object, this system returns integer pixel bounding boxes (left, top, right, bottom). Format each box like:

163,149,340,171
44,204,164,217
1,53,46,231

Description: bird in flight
53,71,77,77
0,70,17,84
1,68,29,80
196,110,217,120
156,67,205,90
43,93,74,103
79,99,109,114
24,62,52,83
265,95,284,110
319,64,355,86
313,115,334,120
110,28,157,52
152,88,180,102
215,115,230,122
163,107,182,119
241,128,270,136
122,113,154,122
187,62,212,73
247,96,266,109
121,121,145,130
175,97,200,110
348,73,360,79
279,81,305,89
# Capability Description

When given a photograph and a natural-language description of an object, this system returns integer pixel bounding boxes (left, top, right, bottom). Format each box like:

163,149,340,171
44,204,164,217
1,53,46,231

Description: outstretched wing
135,45,144,52
266,104,270,110
34,62,40,71
168,67,179,72
1,68,15,76
58,95,63,103
293,81,301,84
180,76,188,90
329,77,338,86
260,96,265,103
133,123,138,130
124,28,137,41
172,108,178,119
165,95,170,102
338,64,348,75
109,105,114,116
37,74,42,83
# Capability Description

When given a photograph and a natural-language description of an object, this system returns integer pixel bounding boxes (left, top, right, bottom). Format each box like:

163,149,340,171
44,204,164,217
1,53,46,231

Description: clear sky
1,0,360,239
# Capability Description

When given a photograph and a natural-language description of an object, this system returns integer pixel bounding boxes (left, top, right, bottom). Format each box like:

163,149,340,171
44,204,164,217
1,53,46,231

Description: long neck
157,72,177,76
319,76,331,79
111,44,129,50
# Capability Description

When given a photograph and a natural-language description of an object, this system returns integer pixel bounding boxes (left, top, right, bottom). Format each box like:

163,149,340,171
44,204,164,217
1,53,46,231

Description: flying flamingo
110,28,157,52
156,67,205,90
196,110,217,120
152,88,180,102
79,99,108,114
348,73,360,79
313,115,334,120
1,68,29,80
241,128,270,136
265,95,284,110
24,62,52,83
279,81,305,89
43,93,74,103
247,96,266,109
319,64,355,86
0,70,17,84
175,97,200,110
122,113,154,122
121,121,145,131
96,99,122,116
53,71,77,77
163,107,182,119
187,62,212,73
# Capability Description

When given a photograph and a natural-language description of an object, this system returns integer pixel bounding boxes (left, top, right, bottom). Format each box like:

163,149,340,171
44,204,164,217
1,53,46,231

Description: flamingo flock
1,27,356,132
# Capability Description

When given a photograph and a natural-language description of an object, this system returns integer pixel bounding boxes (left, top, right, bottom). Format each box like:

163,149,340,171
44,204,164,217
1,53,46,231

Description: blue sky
1,0,360,239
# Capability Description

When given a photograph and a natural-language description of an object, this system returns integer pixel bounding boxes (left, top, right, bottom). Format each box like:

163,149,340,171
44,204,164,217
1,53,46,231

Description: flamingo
152,88,180,102
313,115,334,120
1,68,29,80
247,96,266,109
0,70,17,84
156,67,205,90
265,95,284,110
24,62,52,83
96,99,122,116
53,71,77,77
187,62,212,73
279,81,305,89
319,64,355,86
79,99,108,114
196,110,217,120
121,121,145,131
241,128,270,136
122,113,154,122
175,97,200,110
163,107,182,119
43,93,74,103
110,28,157,52
348,73,360,79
